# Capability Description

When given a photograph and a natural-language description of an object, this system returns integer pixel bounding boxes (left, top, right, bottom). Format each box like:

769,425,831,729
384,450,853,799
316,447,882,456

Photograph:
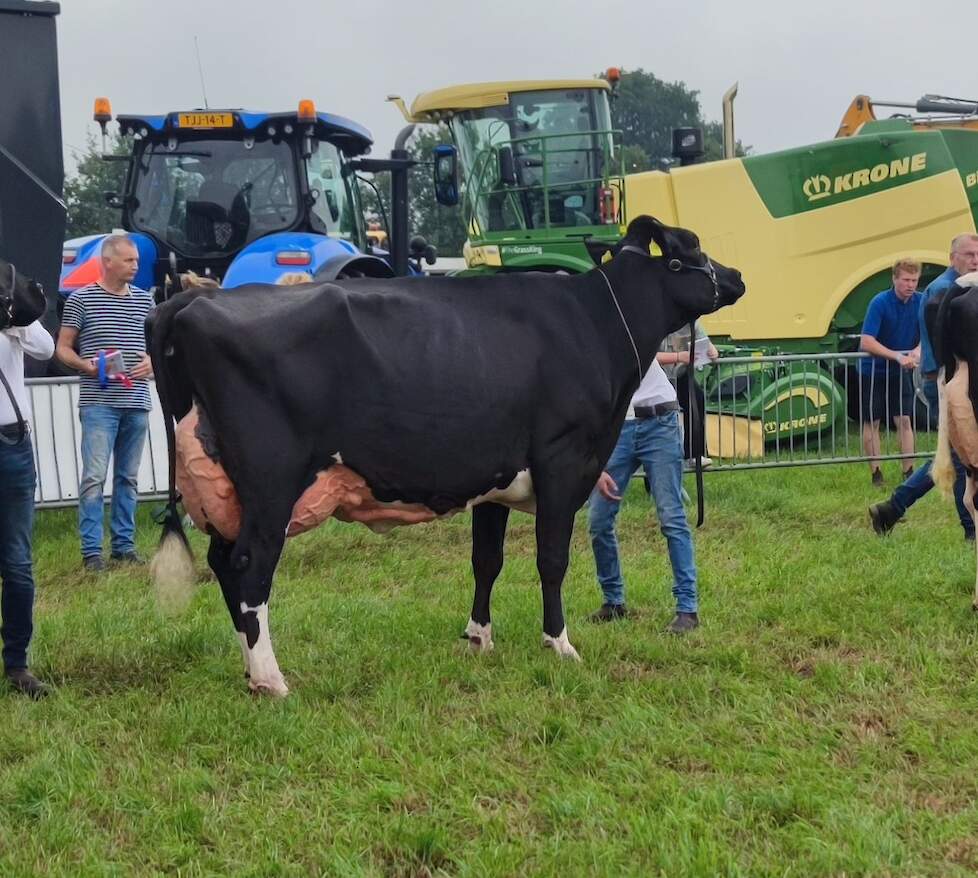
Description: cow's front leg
534,499,581,662
465,502,510,653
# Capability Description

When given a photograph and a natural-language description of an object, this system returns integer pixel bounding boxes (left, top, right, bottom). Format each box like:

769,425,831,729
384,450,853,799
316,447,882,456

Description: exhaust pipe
722,83,738,159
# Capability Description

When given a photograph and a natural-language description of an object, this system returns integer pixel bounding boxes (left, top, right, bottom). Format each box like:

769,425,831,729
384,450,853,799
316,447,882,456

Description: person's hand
84,358,99,377
707,343,719,361
596,471,621,501
129,354,153,380
897,352,916,370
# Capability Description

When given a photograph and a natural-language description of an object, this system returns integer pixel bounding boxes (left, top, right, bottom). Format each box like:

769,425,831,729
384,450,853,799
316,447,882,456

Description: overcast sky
56,0,974,170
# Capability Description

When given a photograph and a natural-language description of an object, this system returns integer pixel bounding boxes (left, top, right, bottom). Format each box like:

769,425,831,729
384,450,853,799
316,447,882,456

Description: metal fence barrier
688,351,935,472
25,376,168,508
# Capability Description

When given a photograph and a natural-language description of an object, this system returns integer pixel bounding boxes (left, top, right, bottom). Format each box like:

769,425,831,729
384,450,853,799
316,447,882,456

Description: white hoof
249,673,290,698
464,618,494,653
542,628,581,661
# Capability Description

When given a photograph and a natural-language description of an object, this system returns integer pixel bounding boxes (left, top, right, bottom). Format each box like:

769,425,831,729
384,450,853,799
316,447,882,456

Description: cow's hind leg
231,512,293,697
208,535,252,679
465,502,510,653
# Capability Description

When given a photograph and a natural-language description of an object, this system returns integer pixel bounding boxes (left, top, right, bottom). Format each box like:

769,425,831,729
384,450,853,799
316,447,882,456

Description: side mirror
671,127,705,166
104,191,125,209
432,144,459,206
497,146,517,186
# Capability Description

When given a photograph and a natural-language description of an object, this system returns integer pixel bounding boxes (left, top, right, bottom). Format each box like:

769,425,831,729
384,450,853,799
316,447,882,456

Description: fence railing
25,377,168,508
687,351,935,471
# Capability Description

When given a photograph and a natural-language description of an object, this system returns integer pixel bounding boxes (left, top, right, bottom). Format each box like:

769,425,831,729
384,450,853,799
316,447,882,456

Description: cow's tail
147,294,197,615
933,369,956,499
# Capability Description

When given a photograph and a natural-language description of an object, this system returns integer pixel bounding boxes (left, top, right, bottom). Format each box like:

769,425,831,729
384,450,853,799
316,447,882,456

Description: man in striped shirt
56,236,154,571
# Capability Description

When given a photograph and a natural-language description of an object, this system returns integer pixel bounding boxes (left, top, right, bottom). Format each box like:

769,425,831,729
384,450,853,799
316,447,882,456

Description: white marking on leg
542,627,581,661
464,618,494,654
236,631,251,677
242,603,289,697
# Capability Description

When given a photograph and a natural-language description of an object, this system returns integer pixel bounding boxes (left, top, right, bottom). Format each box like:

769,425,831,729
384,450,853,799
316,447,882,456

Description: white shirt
626,358,677,419
0,321,55,426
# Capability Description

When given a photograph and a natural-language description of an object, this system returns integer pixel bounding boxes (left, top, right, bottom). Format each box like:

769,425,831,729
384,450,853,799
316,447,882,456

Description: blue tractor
60,99,425,304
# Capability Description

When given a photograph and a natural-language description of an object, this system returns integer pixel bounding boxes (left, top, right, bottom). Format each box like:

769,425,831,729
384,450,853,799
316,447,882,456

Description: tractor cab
61,99,396,301
391,75,625,273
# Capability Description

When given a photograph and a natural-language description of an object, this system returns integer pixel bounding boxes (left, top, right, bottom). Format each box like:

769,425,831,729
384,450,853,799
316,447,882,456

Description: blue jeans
891,380,973,537
588,413,698,613
78,405,149,558
0,433,37,671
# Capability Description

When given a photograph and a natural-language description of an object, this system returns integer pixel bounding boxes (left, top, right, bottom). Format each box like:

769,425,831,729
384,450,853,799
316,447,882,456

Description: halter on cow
147,215,746,696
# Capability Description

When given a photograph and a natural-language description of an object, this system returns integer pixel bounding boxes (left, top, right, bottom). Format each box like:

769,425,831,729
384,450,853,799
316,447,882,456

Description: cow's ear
622,215,671,255
584,238,613,266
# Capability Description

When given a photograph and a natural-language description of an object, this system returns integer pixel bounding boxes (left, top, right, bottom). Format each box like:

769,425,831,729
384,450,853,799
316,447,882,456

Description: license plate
177,112,233,129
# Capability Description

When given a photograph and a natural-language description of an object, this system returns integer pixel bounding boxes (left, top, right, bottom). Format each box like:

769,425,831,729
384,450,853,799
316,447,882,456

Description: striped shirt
61,283,155,409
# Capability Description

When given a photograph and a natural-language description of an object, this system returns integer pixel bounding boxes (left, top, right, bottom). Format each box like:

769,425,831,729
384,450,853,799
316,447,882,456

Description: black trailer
0,0,65,360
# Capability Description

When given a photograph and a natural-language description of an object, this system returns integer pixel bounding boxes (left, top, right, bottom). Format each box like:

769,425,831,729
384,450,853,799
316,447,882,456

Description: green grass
5,459,978,876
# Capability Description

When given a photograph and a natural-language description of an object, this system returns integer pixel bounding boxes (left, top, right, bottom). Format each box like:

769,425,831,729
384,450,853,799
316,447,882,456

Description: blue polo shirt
918,266,958,375
860,287,922,375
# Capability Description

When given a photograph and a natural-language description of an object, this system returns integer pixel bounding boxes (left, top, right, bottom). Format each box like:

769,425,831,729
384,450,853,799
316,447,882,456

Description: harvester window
450,88,615,233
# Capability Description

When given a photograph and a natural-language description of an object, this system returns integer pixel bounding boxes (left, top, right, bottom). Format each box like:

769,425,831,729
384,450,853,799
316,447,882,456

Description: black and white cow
147,215,746,695
932,272,978,607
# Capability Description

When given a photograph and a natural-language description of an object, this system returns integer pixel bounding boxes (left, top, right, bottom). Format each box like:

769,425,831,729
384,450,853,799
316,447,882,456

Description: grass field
4,457,978,877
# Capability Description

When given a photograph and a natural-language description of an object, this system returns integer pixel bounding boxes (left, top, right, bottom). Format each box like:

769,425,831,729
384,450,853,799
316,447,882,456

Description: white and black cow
932,272,978,607
147,215,745,695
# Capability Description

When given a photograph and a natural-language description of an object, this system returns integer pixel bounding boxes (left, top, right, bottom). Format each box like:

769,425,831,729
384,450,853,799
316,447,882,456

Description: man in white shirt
0,318,54,697
588,358,700,633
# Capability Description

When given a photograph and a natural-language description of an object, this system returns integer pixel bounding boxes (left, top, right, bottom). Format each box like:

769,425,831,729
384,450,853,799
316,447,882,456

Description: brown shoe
6,669,50,699
588,603,630,623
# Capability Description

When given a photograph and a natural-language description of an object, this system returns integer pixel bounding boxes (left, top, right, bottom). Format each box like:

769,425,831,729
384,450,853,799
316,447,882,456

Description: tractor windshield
130,138,300,257
450,88,618,234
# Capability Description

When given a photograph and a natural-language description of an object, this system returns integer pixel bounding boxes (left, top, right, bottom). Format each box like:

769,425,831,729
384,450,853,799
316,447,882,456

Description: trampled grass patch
5,461,978,876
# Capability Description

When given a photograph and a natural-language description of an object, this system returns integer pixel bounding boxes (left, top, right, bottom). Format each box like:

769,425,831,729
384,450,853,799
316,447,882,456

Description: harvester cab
60,98,404,304
389,72,625,273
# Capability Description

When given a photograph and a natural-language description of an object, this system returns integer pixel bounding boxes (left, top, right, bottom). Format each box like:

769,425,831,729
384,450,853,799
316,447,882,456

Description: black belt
633,401,680,419
0,422,28,438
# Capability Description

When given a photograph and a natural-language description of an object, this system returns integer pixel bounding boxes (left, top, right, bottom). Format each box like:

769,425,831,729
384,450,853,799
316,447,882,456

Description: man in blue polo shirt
859,259,922,487
870,234,978,539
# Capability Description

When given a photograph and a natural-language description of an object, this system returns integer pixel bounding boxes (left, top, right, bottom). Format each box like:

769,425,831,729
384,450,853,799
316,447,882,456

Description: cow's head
0,258,46,331
603,215,745,334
